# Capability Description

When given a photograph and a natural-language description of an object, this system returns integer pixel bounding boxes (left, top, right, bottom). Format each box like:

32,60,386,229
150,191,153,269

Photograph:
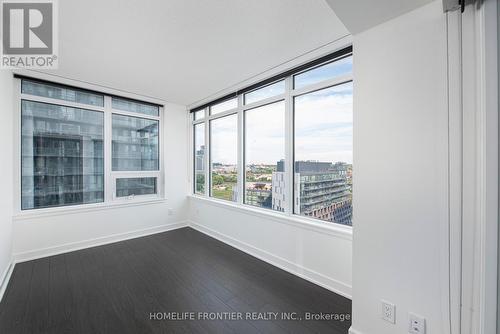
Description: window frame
208,111,239,202
190,46,353,228
193,122,206,196
109,99,162,202
242,99,286,211
14,77,165,214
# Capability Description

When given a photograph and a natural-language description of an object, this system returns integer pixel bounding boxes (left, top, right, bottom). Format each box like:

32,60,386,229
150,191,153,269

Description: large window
210,114,238,201
20,79,163,210
294,82,353,225
244,101,285,211
21,100,104,209
191,47,353,226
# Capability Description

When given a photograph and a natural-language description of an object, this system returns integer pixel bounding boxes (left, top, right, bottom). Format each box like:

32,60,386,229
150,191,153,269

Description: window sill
188,195,353,241
13,197,168,221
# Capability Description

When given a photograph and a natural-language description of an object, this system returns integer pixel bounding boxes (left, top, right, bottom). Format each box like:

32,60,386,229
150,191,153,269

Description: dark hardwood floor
0,227,351,334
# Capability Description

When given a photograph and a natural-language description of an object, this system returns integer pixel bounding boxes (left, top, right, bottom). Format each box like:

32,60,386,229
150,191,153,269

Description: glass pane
210,114,238,201
244,81,285,105
21,100,104,210
210,98,237,115
112,114,159,171
116,177,157,197
112,97,159,116
294,55,353,90
294,82,353,225
193,109,205,121
22,80,104,107
244,101,285,211
194,123,206,195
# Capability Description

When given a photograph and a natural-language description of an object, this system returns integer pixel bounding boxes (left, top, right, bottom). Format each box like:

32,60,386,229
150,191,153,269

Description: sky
196,57,354,166
295,82,353,164
205,82,353,165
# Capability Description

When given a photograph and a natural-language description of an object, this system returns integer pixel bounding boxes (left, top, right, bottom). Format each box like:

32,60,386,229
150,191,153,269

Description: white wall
0,70,14,289
351,2,449,334
12,97,189,261
188,197,353,298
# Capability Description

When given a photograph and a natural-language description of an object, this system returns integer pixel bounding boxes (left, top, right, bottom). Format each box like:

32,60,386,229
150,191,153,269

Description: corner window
20,79,163,210
191,47,353,226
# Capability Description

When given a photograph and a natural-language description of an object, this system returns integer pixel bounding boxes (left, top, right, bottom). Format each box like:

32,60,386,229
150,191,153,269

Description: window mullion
284,76,294,216
237,95,244,205
159,106,165,198
204,108,210,197
104,95,113,202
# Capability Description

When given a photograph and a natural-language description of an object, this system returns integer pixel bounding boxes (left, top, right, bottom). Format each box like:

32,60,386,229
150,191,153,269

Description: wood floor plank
47,254,74,333
0,261,34,333
21,258,50,334
156,228,351,331
0,227,351,333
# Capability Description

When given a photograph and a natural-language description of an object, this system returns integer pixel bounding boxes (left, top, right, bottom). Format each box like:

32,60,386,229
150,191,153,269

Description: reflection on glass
210,98,237,115
244,81,285,105
194,109,205,121
244,101,285,211
294,56,352,89
112,97,159,116
210,114,238,201
22,80,104,107
116,177,157,197
294,82,353,225
112,114,159,171
21,100,104,210
194,123,206,194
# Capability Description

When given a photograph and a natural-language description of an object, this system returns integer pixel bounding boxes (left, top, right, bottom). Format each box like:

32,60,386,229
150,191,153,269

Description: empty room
0,0,498,333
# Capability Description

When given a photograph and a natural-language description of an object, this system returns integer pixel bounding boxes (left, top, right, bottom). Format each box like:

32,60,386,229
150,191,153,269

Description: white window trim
190,48,353,229
13,76,165,216
188,194,352,240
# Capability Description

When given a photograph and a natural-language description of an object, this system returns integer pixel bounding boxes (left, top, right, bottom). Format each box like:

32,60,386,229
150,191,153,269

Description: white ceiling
324,0,434,34
43,0,349,106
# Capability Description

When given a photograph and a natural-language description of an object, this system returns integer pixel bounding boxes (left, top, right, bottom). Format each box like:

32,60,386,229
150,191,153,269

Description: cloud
295,83,353,163
207,82,353,165
210,114,238,164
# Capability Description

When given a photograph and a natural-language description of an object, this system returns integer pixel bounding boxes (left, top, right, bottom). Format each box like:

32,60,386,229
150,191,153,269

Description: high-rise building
195,145,205,172
272,160,352,225
21,102,105,209
245,182,273,208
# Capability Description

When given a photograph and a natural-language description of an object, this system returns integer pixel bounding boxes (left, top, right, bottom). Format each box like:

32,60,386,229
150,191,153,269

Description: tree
212,174,224,185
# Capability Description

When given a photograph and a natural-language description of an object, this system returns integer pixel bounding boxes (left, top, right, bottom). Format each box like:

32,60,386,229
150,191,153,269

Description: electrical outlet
381,300,395,324
409,313,425,334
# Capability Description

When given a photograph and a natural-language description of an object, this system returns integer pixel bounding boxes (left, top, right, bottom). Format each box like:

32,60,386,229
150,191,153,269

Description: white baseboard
13,220,189,263
188,220,352,299
0,261,15,303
